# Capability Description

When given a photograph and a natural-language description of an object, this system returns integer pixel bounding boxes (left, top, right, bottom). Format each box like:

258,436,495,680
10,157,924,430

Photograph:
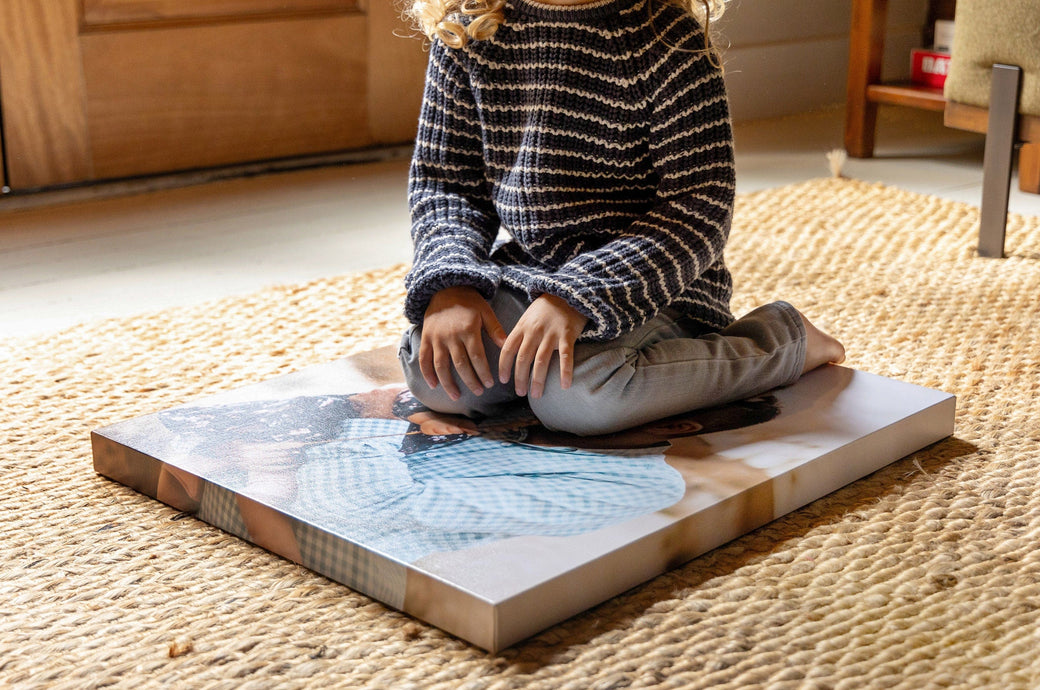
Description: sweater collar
510,0,641,21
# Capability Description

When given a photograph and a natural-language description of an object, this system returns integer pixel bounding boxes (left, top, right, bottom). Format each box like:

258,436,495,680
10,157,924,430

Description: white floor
2,106,1039,339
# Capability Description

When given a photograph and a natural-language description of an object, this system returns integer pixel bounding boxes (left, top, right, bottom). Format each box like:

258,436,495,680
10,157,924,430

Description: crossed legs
400,288,843,436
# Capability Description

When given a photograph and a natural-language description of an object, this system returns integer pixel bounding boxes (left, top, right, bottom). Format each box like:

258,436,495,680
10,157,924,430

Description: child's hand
499,294,588,400
420,286,507,400
408,410,480,436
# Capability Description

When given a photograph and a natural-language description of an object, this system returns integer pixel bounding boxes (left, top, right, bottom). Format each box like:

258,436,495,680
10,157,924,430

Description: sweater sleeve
404,41,502,325
526,45,735,341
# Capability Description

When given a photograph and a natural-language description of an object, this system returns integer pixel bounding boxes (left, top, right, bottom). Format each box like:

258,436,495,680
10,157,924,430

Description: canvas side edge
91,429,423,620
489,392,958,650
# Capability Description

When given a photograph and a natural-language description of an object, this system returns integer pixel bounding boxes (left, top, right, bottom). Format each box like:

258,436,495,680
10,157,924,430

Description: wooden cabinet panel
82,0,359,28
0,0,94,187
81,16,369,179
0,0,426,190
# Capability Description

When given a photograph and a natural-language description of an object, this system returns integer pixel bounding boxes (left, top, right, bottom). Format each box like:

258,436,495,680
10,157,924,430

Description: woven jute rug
3,177,1040,689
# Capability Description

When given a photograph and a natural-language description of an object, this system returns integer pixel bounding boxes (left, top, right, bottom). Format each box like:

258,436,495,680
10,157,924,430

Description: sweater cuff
526,277,619,342
404,265,501,325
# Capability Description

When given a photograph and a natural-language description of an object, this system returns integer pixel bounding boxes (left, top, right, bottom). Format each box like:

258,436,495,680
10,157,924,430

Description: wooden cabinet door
0,0,426,190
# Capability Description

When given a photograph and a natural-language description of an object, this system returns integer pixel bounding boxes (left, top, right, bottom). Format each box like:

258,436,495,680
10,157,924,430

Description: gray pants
399,287,806,436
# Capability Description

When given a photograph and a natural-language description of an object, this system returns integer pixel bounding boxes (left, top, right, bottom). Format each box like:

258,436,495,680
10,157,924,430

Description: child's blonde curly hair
407,0,727,50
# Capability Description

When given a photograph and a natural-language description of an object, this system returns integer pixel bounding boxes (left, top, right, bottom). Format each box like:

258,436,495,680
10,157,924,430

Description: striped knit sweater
405,0,736,341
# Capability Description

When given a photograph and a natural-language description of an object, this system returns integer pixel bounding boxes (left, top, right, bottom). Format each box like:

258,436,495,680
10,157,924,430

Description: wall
719,0,930,122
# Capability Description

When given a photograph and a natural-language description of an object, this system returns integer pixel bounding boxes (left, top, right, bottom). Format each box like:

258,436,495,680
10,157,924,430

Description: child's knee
398,328,429,392
530,385,633,437
527,349,641,436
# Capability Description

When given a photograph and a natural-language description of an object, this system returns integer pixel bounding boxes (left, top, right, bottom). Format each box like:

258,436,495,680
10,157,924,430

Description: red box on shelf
911,49,951,88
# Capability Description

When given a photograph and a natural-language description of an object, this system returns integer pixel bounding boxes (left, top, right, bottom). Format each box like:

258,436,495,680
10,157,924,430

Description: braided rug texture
2,178,1039,689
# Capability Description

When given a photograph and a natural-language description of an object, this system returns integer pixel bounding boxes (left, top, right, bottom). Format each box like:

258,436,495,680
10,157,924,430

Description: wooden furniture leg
1020,143,1040,194
978,65,1023,259
845,0,888,158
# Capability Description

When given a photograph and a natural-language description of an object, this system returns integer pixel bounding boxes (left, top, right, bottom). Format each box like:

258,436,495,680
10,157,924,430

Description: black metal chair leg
978,64,1022,258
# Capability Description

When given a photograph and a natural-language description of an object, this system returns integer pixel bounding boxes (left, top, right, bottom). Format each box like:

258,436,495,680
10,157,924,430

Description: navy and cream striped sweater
405,0,736,341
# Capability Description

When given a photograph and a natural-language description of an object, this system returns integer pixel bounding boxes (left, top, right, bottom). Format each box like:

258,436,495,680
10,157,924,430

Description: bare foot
799,311,845,374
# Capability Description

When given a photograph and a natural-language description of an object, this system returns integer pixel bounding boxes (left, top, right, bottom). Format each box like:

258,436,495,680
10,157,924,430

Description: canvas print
92,346,956,651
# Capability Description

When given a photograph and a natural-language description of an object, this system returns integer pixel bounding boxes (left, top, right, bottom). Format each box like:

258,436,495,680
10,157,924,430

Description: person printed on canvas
291,387,780,566
399,0,845,437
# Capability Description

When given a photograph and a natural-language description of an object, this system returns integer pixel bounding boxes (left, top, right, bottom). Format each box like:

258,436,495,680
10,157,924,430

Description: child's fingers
481,307,508,349
447,342,486,397
498,334,519,385
418,339,440,391
463,333,496,390
557,338,575,390
511,337,541,397
424,419,479,436
527,340,556,399
431,344,463,401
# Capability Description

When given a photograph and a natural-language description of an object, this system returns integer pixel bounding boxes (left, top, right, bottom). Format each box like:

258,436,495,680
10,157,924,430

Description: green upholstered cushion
944,0,1040,116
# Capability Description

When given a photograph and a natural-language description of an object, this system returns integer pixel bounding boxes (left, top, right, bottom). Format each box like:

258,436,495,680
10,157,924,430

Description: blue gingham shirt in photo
293,417,686,566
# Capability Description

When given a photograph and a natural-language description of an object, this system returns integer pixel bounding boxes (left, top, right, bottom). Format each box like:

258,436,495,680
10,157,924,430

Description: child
399,0,844,437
